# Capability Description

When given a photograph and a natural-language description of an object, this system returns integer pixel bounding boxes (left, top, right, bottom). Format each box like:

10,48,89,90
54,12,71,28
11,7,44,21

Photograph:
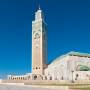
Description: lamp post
71,70,74,83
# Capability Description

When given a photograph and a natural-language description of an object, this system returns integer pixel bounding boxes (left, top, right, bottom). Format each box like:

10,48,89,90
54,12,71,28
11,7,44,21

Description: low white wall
74,71,90,80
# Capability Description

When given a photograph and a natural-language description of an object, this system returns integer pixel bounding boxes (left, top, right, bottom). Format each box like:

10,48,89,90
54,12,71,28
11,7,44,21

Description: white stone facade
7,8,90,82
45,51,90,81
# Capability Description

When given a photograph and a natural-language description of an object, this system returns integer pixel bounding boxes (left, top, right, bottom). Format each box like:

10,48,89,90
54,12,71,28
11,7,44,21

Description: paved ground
0,84,69,90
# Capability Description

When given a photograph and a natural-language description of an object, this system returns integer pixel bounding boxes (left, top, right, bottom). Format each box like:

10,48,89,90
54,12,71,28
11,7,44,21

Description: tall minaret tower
32,7,47,75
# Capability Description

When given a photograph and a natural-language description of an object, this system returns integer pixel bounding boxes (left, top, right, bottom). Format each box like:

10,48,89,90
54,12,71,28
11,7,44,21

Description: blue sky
0,0,90,78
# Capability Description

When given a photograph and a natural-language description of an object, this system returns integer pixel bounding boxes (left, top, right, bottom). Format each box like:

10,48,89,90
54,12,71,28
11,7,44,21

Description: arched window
15,78,16,80
28,76,30,79
45,76,47,80
23,77,24,80
75,74,79,80
36,67,38,69
21,77,22,80
50,76,52,80
34,75,37,80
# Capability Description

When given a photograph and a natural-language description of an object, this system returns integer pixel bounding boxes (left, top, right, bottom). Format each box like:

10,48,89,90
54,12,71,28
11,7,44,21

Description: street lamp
71,70,74,83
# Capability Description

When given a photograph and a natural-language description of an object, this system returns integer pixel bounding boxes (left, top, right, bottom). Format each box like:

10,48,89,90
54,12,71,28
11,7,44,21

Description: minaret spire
35,3,44,21
37,0,41,10
39,4,41,10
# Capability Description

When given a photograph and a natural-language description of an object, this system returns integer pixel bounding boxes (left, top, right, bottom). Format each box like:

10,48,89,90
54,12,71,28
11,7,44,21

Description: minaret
32,7,47,75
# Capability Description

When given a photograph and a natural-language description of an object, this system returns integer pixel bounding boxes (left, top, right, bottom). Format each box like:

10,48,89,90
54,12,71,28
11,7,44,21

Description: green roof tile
68,51,90,57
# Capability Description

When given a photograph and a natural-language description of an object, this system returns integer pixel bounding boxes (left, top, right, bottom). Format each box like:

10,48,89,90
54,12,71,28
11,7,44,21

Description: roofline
49,51,90,66
67,51,90,58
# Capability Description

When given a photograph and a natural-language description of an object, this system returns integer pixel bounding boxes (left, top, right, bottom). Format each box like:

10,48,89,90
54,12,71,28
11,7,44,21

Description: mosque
7,7,90,82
